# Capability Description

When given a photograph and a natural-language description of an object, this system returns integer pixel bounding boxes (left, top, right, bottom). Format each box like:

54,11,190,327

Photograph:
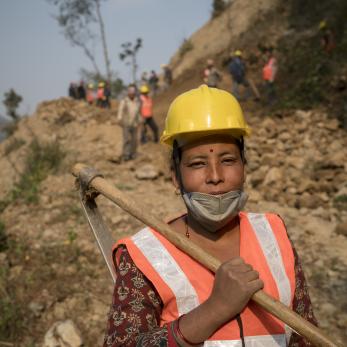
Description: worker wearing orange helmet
104,85,317,346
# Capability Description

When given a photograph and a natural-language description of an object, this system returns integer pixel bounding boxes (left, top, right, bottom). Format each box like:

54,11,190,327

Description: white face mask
182,190,248,233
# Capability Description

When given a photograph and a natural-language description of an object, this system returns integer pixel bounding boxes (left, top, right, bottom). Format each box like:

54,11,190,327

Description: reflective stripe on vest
114,212,294,346
247,213,291,307
131,228,200,316
204,334,286,346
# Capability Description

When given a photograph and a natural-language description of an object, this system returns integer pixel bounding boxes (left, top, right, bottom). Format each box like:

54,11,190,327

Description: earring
175,188,181,195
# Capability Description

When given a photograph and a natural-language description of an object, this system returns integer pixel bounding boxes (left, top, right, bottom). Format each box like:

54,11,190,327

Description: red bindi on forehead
210,149,213,152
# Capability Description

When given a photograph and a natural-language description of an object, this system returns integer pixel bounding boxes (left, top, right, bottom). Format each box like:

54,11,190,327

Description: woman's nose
206,162,224,184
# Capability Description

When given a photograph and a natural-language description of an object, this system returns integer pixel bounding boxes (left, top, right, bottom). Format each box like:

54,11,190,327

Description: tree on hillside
119,38,143,84
48,0,111,82
212,0,227,18
3,89,23,120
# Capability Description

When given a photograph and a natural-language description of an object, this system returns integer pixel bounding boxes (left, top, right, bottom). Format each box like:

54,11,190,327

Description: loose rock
43,320,83,347
135,164,159,180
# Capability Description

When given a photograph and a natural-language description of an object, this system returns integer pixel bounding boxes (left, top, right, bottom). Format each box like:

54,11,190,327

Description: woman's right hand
207,257,264,324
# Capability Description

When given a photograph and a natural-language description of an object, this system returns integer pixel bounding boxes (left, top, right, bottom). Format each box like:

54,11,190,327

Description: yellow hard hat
319,20,327,30
160,85,251,147
234,50,242,57
98,82,105,87
140,85,149,93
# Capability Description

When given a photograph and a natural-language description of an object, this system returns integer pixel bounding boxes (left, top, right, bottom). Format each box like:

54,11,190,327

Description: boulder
286,156,306,171
334,221,347,237
297,179,315,194
29,301,45,318
43,320,83,347
261,154,278,166
298,192,321,209
135,164,159,180
263,167,283,186
324,119,339,131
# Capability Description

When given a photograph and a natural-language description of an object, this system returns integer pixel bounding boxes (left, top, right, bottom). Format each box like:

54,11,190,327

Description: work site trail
0,81,346,345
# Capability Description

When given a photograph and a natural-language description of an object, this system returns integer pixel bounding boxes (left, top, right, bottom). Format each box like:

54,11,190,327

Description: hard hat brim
160,128,251,147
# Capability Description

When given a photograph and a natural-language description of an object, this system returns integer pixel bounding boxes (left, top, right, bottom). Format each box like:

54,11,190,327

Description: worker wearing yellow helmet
139,84,159,143
228,50,251,100
140,85,150,94
318,20,336,54
104,85,317,346
96,82,106,107
86,83,95,105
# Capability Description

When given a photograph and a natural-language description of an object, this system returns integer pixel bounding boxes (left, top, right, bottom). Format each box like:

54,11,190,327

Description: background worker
203,59,222,88
228,50,251,101
319,20,336,54
117,84,141,161
161,64,173,90
68,82,78,99
104,85,317,346
104,81,111,108
96,81,106,107
149,70,159,95
77,80,86,100
262,47,278,105
86,83,95,105
139,85,159,144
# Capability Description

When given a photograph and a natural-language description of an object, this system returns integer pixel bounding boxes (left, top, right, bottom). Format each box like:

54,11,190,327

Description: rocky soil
0,95,346,346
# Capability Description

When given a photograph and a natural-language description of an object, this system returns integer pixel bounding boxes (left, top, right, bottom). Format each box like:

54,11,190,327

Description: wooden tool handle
72,163,342,347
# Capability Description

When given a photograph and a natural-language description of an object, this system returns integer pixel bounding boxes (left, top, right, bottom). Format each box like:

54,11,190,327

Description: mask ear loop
172,140,185,196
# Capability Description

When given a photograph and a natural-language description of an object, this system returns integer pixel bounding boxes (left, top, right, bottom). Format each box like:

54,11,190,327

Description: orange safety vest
86,90,94,103
114,212,295,346
140,95,153,118
263,57,276,82
97,87,105,100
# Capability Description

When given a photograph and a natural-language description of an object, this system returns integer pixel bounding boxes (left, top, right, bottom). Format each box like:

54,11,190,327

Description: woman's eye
222,157,237,164
189,161,205,168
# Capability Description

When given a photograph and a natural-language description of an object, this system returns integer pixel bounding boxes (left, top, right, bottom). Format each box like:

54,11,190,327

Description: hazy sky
0,0,212,117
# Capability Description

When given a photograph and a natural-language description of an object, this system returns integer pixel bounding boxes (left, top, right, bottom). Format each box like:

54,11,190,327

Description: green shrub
0,220,7,252
212,0,227,18
334,194,347,210
4,138,66,205
0,297,23,340
0,267,23,339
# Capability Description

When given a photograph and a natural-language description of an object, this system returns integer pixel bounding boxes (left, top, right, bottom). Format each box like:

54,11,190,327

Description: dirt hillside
0,94,346,345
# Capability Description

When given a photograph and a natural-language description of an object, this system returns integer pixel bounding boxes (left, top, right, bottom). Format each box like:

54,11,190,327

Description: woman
104,85,317,346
